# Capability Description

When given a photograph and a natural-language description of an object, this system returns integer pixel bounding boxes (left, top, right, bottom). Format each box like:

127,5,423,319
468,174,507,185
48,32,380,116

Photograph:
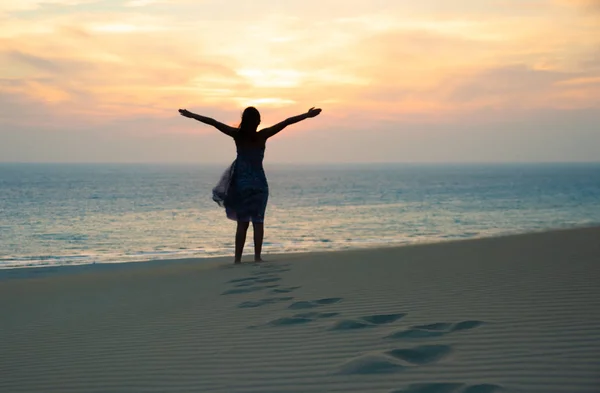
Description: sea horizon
2,161,600,166
2,162,600,270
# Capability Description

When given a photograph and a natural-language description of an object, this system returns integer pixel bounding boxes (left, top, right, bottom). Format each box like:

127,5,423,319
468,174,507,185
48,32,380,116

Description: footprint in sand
228,276,282,285
225,264,290,293
385,345,452,365
287,297,343,310
269,286,301,294
221,284,280,295
338,354,406,375
233,281,255,287
386,321,485,340
330,313,406,331
390,382,502,393
253,277,282,284
237,297,294,308
228,277,257,284
337,344,452,375
251,267,291,275
249,263,291,275
264,311,339,327
223,271,284,294
222,286,266,295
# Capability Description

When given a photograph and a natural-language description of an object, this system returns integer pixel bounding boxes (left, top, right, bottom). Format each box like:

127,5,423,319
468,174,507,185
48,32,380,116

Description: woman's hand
178,109,194,118
306,107,322,118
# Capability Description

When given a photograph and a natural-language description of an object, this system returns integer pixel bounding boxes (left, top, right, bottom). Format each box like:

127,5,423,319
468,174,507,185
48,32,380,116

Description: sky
0,0,599,164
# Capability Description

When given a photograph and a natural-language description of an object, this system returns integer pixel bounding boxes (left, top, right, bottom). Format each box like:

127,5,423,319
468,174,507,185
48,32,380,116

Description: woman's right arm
178,109,237,138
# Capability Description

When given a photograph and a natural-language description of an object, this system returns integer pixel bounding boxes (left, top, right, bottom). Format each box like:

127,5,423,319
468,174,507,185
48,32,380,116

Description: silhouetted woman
178,106,322,263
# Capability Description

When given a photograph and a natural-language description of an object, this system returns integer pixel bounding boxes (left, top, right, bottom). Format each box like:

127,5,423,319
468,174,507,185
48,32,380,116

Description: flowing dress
212,146,269,223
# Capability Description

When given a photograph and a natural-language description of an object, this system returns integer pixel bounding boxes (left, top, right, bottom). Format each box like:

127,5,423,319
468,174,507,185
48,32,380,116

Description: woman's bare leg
235,221,250,263
253,222,264,262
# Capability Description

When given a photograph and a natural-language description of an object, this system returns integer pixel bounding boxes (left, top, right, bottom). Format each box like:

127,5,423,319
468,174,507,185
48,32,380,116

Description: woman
178,106,322,263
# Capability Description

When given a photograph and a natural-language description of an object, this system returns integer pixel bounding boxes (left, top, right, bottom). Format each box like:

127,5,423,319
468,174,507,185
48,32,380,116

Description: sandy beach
1,226,599,393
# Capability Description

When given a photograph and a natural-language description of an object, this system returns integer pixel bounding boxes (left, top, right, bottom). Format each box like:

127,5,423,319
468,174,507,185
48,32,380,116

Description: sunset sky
1,0,599,163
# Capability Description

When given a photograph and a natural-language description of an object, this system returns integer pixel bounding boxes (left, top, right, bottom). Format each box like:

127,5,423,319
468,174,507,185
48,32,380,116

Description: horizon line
2,161,600,166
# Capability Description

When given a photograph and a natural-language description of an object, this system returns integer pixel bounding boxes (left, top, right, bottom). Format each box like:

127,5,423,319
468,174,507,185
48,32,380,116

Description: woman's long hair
237,106,261,141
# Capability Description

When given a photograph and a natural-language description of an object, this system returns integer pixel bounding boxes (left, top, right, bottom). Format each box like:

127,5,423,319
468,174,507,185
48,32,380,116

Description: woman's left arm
258,107,322,139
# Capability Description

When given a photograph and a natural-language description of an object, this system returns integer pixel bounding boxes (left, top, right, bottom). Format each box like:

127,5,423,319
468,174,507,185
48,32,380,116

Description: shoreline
2,224,598,280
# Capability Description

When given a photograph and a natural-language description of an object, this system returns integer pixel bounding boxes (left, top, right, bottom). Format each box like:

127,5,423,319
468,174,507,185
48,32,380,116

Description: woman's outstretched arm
259,107,322,139
178,109,237,138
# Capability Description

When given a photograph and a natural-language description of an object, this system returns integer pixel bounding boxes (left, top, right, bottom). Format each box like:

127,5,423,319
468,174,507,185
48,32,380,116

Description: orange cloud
0,0,598,135
556,0,600,9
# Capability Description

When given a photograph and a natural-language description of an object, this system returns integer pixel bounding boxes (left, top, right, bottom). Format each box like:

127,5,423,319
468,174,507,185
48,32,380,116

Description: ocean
1,162,599,269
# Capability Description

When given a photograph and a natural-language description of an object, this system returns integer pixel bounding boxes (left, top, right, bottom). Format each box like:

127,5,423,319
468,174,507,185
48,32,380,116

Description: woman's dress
212,146,268,223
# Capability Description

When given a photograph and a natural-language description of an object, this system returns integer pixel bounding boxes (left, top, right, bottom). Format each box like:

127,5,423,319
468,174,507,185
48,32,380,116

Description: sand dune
1,227,599,392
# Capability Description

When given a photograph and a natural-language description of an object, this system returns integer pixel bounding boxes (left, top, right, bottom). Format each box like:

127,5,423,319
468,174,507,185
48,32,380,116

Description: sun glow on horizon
236,69,303,88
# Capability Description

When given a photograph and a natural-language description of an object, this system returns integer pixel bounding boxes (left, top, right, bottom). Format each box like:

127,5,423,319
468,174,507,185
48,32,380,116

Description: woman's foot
254,257,264,263
234,259,242,264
